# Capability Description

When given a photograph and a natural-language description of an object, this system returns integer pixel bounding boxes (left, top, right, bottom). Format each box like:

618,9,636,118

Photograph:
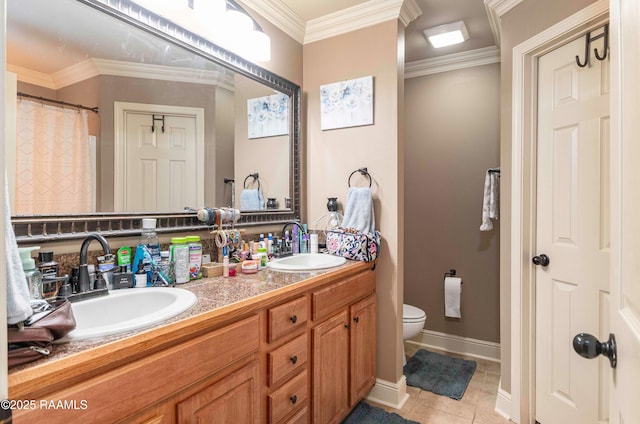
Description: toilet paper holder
444,269,463,284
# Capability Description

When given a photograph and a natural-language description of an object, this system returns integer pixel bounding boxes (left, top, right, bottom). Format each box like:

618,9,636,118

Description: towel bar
243,173,260,190
348,167,372,187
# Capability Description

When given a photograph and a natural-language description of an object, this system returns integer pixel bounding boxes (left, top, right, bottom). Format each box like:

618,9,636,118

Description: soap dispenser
18,246,42,300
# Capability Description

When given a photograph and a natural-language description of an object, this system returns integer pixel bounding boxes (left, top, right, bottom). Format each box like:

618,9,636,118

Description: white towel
5,174,33,324
341,187,375,235
480,169,500,231
240,189,264,210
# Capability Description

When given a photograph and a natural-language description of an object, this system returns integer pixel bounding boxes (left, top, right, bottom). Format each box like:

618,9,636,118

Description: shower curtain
15,99,93,214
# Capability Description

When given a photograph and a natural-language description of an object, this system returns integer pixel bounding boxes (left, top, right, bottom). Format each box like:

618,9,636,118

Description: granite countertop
9,261,361,374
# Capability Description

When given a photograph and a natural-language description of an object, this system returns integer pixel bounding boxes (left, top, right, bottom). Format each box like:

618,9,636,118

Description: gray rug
403,349,477,400
342,402,419,424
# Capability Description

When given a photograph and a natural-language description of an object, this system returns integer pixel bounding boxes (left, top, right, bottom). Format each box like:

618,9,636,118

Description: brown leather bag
8,300,76,367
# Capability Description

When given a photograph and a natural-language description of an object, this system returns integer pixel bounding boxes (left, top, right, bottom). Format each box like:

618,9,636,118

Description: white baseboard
494,385,512,421
366,376,410,410
406,329,501,362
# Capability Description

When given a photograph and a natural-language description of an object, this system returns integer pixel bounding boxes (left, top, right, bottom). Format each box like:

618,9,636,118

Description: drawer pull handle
290,355,298,364
290,315,298,324
345,324,350,330
354,316,360,323
290,395,297,404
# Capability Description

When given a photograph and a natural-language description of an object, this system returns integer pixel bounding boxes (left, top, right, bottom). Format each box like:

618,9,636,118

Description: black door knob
572,333,617,368
532,254,550,266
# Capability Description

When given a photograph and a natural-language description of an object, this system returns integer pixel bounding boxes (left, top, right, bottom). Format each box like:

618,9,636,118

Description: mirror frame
11,0,301,243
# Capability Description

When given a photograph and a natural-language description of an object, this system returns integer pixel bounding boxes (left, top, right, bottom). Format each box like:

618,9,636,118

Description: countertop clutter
10,262,353,373
8,258,376,424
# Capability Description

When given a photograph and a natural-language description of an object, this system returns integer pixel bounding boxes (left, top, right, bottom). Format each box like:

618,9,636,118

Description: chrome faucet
77,233,111,295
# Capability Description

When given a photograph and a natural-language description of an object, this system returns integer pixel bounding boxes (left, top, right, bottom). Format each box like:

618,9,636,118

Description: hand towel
480,169,500,231
240,189,264,210
341,187,375,235
5,174,33,324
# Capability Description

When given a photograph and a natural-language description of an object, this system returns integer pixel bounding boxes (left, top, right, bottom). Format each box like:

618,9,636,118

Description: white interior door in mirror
115,102,204,212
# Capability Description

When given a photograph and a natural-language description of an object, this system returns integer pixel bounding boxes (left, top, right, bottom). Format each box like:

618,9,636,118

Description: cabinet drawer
268,296,308,342
283,407,308,424
268,369,308,424
312,271,375,321
268,333,308,387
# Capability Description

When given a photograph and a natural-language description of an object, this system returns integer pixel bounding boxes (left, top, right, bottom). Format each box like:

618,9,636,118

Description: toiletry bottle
170,237,190,284
267,233,274,255
18,246,42,299
223,255,229,278
135,259,147,288
259,233,265,249
140,218,161,283
117,246,132,272
185,235,202,280
37,251,60,298
257,247,268,268
160,251,172,284
37,251,59,279
300,224,308,253
292,224,299,254
310,233,319,254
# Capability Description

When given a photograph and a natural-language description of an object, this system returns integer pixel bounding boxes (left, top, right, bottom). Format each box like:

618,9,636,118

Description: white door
124,112,198,212
609,0,640,422
535,31,611,424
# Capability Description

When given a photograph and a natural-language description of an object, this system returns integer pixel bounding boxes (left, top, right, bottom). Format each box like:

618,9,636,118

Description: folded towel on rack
240,189,264,210
5,174,32,324
480,169,500,231
342,187,376,235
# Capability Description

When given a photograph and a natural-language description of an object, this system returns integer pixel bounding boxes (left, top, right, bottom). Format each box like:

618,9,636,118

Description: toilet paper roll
444,277,462,318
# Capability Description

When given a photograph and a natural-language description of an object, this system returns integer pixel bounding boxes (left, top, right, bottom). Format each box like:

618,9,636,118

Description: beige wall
498,0,598,395
404,63,500,343
304,20,405,384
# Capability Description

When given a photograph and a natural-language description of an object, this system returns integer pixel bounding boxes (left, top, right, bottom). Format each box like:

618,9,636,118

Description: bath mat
342,402,419,424
403,349,476,400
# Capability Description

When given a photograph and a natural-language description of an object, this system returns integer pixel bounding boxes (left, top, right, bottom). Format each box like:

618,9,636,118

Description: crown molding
9,59,234,91
7,65,57,89
483,0,524,48
305,0,421,44
240,0,306,44
405,46,500,79
399,0,423,27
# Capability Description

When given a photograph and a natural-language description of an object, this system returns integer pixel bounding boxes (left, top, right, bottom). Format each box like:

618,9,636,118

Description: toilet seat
403,304,426,322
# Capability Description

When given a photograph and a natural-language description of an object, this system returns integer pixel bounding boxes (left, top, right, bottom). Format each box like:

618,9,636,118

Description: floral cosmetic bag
326,228,380,262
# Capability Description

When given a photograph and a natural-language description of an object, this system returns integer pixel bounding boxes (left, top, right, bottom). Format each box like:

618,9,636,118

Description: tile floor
367,343,512,424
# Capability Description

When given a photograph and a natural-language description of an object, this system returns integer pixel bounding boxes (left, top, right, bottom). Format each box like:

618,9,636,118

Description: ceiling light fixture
423,21,469,49
131,0,271,62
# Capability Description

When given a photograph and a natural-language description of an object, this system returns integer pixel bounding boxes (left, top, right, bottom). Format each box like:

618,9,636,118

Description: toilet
403,304,427,365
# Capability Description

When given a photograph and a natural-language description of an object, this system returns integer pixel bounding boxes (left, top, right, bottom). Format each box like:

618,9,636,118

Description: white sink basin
268,253,346,272
58,287,197,342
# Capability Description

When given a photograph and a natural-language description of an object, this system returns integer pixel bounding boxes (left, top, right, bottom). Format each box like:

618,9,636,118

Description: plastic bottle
140,218,161,283
257,247,268,268
267,233,274,255
170,237,190,284
223,255,229,278
310,233,319,254
185,235,202,280
160,251,172,285
135,259,147,288
18,246,43,299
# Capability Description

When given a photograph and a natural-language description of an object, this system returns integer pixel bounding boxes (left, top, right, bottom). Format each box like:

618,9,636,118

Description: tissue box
326,228,380,262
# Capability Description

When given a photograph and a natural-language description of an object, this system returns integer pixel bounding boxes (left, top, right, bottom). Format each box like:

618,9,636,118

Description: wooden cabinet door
177,360,260,424
349,294,377,406
312,310,349,424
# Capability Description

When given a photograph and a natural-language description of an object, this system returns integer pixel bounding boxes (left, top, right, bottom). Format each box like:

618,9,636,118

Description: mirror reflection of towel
240,189,264,210
5,174,33,324
341,187,375,234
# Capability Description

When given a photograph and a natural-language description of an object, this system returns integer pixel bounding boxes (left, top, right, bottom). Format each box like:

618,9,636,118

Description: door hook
151,114,165,133
575,24,609,68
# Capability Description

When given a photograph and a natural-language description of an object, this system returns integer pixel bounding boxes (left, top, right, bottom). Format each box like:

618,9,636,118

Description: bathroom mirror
6,0,301,241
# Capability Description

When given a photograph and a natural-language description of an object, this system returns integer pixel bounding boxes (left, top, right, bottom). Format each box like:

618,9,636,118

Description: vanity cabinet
311,271,377,424
9,262,375,424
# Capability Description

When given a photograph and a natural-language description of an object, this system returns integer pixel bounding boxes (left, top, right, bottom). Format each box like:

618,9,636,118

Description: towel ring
348,168,372,188
243,173,260,191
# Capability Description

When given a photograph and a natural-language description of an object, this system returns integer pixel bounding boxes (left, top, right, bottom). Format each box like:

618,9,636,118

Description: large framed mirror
6,0,301,242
